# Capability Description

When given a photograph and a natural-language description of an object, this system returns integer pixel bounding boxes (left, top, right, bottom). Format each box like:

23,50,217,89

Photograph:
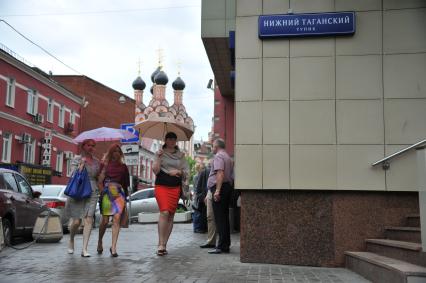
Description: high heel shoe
97,244,103,254
110,247,118,257
67,241,74,254
81,250,91,257
97,241,103,254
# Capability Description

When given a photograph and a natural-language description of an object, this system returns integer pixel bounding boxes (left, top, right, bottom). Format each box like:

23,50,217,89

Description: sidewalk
0,223,370,282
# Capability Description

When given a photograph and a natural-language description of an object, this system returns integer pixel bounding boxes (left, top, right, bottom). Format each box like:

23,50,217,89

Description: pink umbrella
73,127,138,143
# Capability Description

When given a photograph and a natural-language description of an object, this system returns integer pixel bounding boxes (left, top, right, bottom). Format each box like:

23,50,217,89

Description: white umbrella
73,127,138,143
134,117,193,141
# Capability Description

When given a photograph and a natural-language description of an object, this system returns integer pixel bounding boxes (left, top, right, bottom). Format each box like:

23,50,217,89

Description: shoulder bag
64,166,92,199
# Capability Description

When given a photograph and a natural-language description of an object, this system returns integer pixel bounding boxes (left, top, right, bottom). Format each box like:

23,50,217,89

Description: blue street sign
121,123,139,143
259,12,355,38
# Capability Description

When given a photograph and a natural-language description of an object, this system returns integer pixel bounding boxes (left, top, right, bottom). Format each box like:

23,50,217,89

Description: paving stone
0,223,370,283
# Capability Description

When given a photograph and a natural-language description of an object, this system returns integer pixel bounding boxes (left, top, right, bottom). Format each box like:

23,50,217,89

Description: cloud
0,0,214,140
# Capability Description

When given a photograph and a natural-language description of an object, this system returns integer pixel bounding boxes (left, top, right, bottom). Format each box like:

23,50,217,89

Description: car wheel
2,218,13,246
177,204,187,211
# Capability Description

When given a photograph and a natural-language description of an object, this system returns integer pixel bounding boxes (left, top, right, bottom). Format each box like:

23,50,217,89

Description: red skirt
155,185,181,214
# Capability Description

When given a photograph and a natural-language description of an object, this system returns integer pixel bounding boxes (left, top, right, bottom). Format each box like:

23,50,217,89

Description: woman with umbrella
152,132,189,256
65,139,101,257
97,144,130,257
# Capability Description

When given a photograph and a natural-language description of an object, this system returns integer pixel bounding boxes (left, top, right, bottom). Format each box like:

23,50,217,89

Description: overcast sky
0,0,214,141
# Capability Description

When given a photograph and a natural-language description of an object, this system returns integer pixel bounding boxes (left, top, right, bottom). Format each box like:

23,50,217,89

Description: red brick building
0,49,83,185
52,75,135,163
212,81,234,157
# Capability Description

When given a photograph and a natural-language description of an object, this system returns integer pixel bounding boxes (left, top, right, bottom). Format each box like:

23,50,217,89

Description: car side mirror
33,191,42,198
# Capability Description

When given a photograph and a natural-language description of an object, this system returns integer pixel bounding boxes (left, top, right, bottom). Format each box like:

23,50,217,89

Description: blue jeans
193,209,207,232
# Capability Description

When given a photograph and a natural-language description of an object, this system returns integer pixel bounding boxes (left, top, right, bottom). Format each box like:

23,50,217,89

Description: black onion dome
151,66,161,83
172,76,185,90
132,76,146,90
154,70,168,85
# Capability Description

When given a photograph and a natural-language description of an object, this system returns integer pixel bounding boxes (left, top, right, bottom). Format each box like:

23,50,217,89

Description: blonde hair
102,143,124,164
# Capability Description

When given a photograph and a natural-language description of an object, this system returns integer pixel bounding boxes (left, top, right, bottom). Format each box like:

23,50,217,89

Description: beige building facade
202,0,426,267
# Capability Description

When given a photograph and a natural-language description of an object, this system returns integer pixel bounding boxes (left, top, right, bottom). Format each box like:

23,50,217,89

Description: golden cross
176,60,182,76
137,58,142,75
156,47,164,68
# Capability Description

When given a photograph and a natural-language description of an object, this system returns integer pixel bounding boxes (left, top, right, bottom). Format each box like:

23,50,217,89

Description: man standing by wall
207,139,234,254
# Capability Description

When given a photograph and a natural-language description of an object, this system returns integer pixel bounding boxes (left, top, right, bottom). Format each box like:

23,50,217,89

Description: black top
192,166,210,210
155,170,181,187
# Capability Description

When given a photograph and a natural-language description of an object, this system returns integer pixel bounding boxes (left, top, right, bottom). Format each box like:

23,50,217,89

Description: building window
58,105,65,128
70,111,75,124
23,139,35,164
26,89,38,115
66,158,73,177
6,78,15,107
147,161,152,180
56,152,63,172
47,99,54,123
1,133,12,163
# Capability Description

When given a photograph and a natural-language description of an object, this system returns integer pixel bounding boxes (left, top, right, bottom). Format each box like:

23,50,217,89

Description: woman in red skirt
152,132,189,256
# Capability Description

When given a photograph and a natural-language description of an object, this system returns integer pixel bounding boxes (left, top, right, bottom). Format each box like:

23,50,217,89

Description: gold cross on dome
156,47,164,68
176,60,182,76
137,58,142,75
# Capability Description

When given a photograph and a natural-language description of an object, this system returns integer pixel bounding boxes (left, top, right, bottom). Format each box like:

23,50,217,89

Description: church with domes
132,63,194,156
133,66,194,131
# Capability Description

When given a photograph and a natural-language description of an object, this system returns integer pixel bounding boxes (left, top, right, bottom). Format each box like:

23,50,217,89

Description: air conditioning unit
65,122,74,133
64,151,74,160
20,133,31,144
33,113,44,124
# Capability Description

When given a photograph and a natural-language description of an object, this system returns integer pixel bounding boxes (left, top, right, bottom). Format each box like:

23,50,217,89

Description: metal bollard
32,211,63,243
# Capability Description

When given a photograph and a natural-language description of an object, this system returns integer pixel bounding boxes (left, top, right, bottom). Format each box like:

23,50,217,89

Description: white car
95,187,190,224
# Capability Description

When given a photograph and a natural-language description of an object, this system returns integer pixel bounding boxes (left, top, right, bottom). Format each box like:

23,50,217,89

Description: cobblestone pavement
0,223,370,283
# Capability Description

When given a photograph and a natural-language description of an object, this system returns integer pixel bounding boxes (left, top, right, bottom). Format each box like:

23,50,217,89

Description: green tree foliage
185,156,196,184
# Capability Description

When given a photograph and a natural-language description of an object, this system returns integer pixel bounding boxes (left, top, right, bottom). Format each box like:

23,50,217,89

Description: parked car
32,184,69,232
0,168,47,245
95,187,190,224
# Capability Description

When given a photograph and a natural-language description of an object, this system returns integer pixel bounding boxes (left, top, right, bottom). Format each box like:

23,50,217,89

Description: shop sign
124,154,139,166
42,130,52,166
259,12,355,38
19,164,52,185
121,144,139,154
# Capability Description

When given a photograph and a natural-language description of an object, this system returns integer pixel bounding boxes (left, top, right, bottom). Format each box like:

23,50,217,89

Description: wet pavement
0,223,370,282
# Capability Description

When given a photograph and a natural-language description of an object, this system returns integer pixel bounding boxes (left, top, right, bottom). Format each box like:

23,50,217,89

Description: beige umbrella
134,116,194,141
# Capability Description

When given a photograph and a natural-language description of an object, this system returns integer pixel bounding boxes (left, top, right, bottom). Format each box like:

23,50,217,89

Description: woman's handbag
64,167,92,199
179,158,191,201
120,206,129,228
180,182,191,201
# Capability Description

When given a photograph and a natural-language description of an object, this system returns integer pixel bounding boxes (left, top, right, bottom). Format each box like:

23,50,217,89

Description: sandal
97,242,103,254
156,249,165,256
